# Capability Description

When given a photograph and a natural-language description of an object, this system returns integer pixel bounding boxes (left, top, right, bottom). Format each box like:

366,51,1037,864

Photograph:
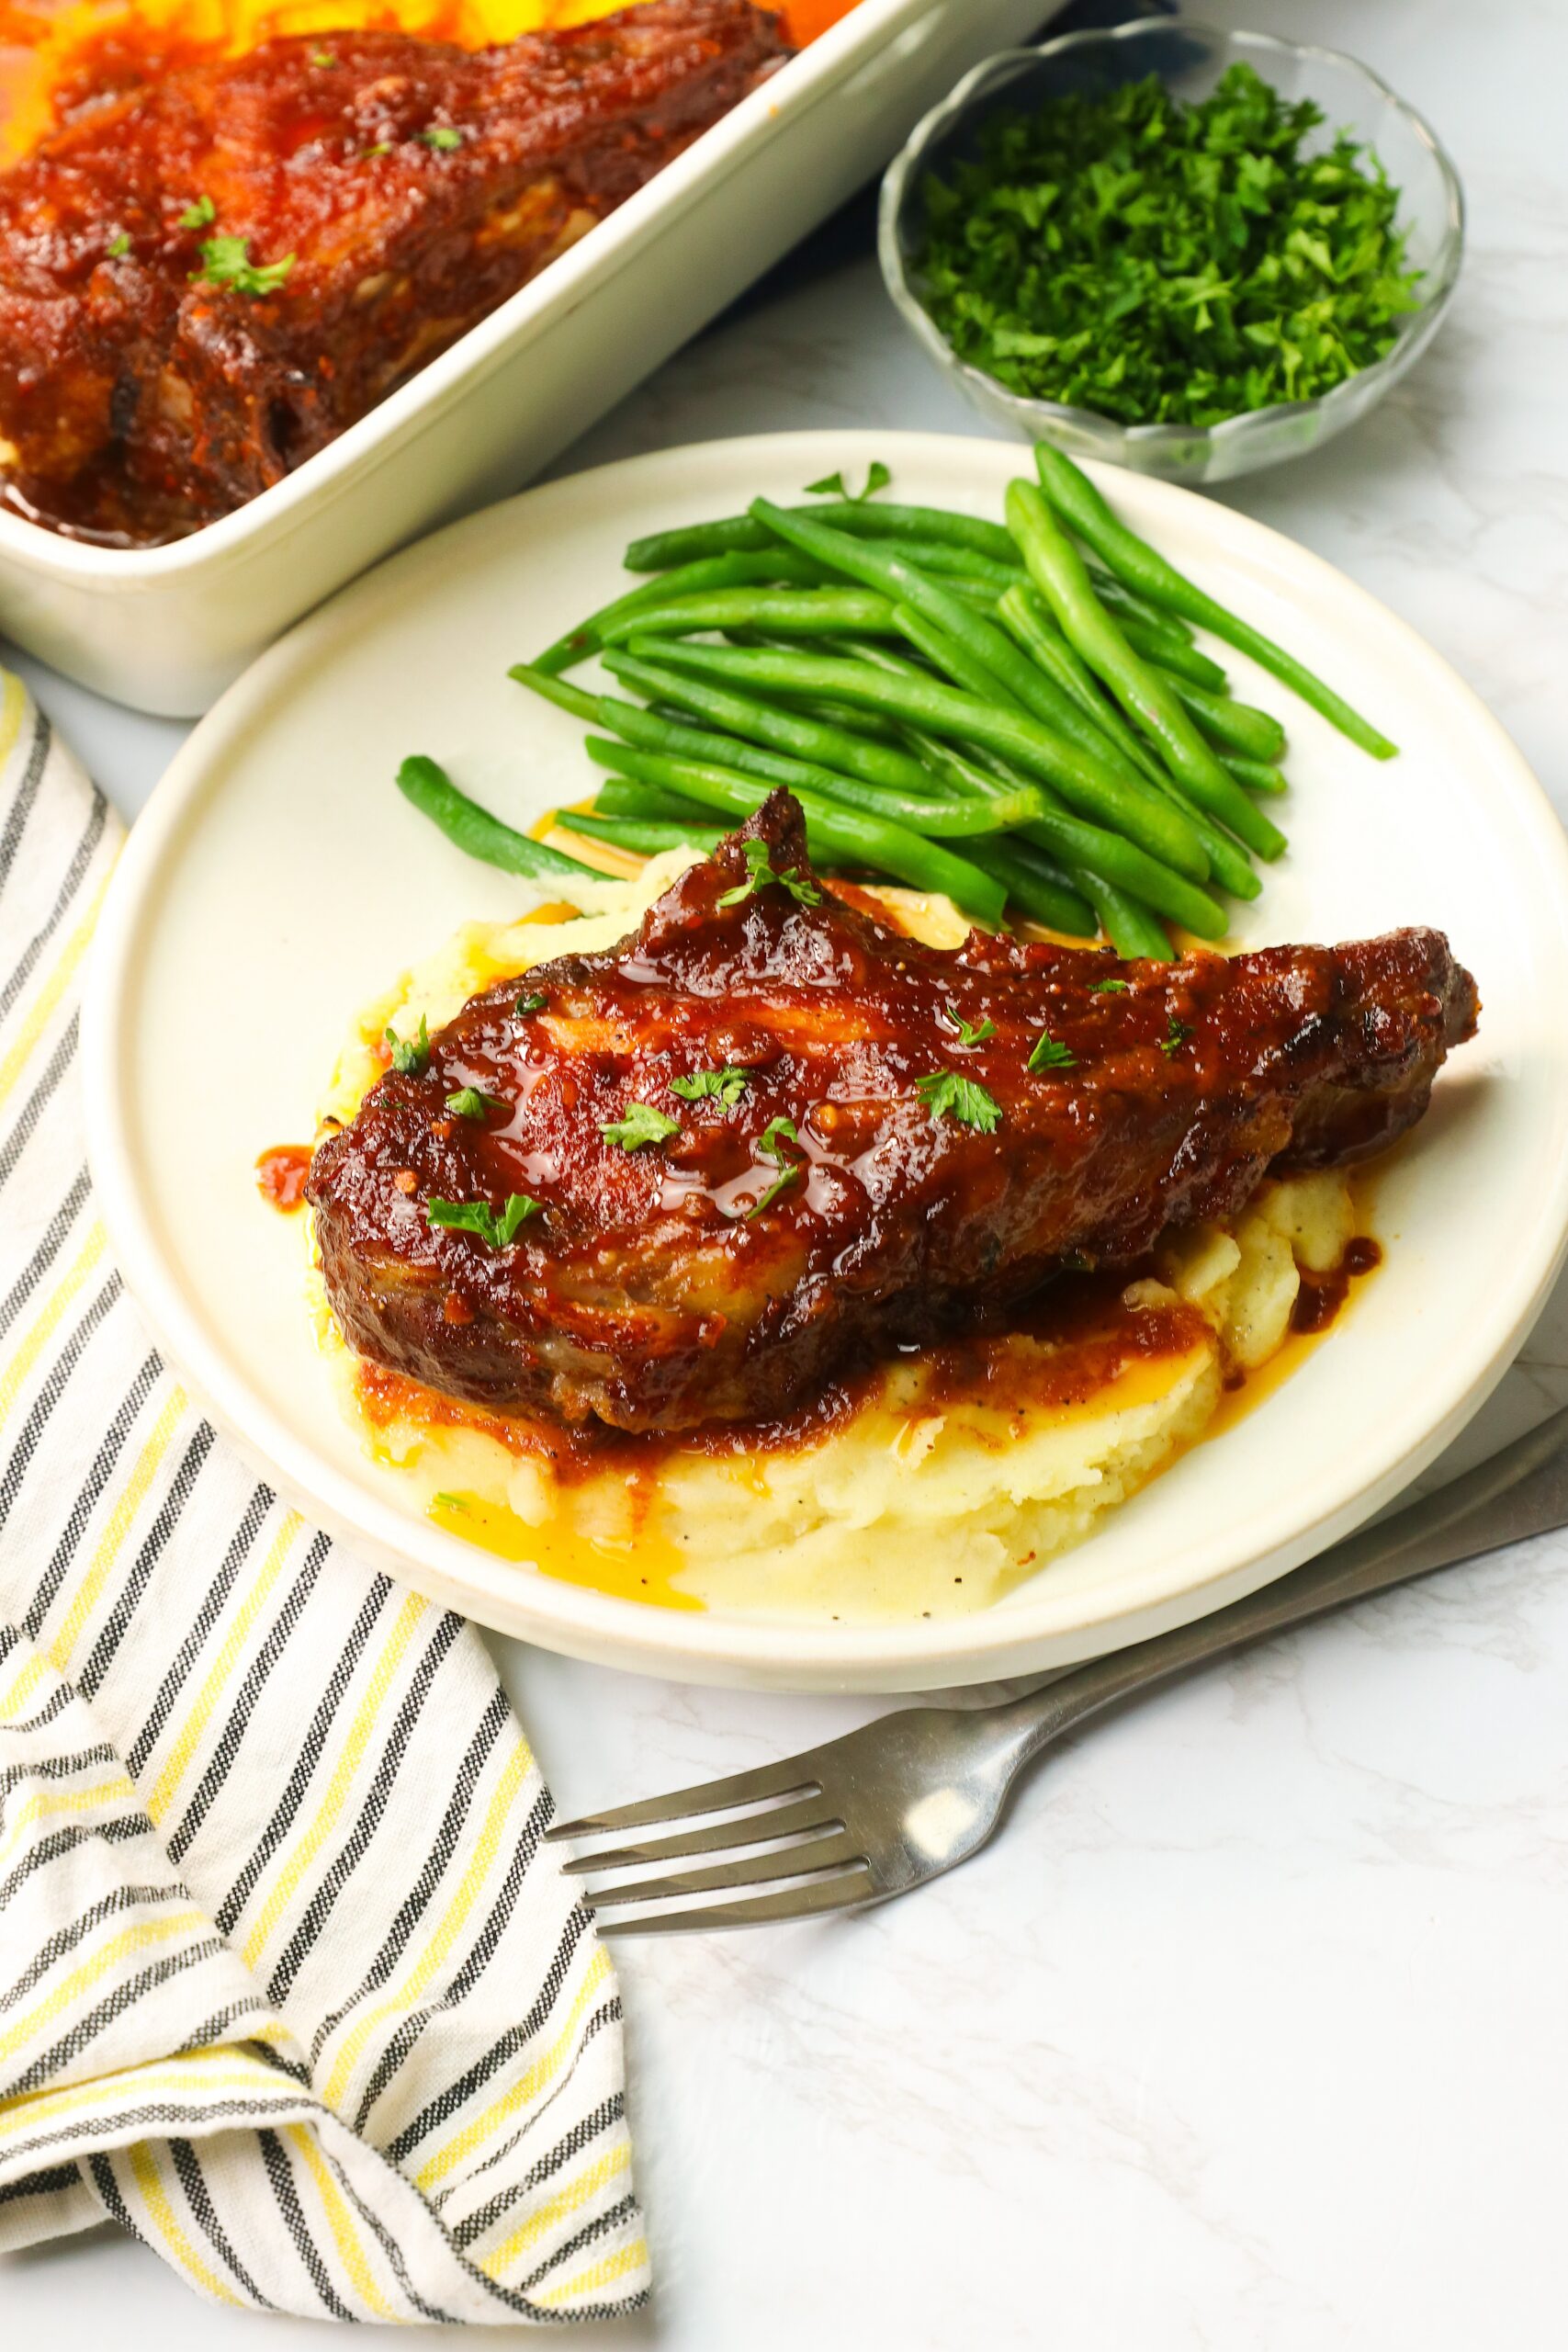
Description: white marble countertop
8,1,1568,2343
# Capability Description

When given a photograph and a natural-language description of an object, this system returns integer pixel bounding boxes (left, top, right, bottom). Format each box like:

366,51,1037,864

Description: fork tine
546,1755,823,1842
558,1793,838,1875
596,1860,874,1936
583,1829,862,1911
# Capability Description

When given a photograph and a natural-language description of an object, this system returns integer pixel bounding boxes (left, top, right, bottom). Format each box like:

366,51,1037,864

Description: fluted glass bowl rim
878,19,1466,469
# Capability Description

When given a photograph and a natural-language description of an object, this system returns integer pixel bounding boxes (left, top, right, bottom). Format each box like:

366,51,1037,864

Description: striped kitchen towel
0,669,649,2322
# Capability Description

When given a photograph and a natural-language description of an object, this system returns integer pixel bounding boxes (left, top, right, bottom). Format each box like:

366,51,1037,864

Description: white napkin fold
0,673,649,2323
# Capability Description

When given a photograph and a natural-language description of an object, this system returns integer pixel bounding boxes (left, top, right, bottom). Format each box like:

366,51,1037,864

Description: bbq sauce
1290,1235,1382,1333
255,1142,311,1211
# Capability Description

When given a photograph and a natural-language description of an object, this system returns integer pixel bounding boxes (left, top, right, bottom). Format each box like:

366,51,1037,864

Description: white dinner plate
82,432,1568,1692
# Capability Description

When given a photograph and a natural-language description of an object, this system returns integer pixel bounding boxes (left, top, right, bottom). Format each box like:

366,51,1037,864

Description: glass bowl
878,19,1465,484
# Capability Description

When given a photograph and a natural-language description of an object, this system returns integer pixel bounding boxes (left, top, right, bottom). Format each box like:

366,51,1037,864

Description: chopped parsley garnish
804,459,890,502
179,195,216,231
427,1193,540,1249
914,1071,1003,1134
106,232,130,258
911,62,1424,429
602,1102,680,1151
747,1115,802,1218
310,47,337,66
1027,1029,1077,1073
1090,978,1130,995
191,234,295,297
362,141,395,160
419,126,464,151
445,1086,503,1121
671,1066,750,1107
717,837,823,910
385,1014,430,1076
513,990,547,1016
943,1006,996,1048
1159,1018,1191,1058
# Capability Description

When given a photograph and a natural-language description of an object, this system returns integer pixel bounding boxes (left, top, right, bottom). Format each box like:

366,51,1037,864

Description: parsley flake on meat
386,1014,430,1076
671,1066,750,1107
1027,1030,1077,1073
747,1115,802,1218
602,1102,680,1151
914,1072,1003,1133
191,233,295,297
427,1194,541,1249
944,1007,996,1047
446,1086,503,1121
717,838,823,910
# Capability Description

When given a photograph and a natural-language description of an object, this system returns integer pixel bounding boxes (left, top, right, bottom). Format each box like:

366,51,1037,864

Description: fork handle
996,1400,1568,1760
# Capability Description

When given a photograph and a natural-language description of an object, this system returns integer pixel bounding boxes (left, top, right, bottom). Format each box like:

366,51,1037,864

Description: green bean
1006,480,1287,864
510,656,1030,832
786,697,906,743
530,548,830,674
1073,871,1174,961
1120,618,1228,691
625,500,1020,573
887,596,1224,864
395,753,595,880
1088,570,1195,644
626,634,1227,933
583,740,1007,923
990,591,1259,901
558,812,727,855
606,700,1037,834
592,776,714,823
1034,443,1398,759
604,588,897,642
881,600,1255,908
998,585,1167,788
511,664,599,723
600,647,960,800
1164,676,1287,762
1224,756,1289,797
746,499,1213,883
888,599,1030,707
958,836,1097,937
902,542,1022,591
896,726,1172,956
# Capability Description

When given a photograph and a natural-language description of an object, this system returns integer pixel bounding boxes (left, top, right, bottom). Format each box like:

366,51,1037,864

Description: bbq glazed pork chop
306,790,1480,1435
0,0,788,543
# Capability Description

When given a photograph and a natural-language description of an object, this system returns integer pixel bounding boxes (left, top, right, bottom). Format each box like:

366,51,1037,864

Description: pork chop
0,2,788,542
306,790,1479,1432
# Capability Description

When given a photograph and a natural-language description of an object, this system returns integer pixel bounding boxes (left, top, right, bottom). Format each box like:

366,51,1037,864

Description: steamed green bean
1006,480,1287,864
1034,443,1398,759
583,740,1007,922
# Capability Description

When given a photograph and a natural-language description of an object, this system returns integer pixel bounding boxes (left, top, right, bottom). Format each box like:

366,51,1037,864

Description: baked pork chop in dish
306,790,1479,1436
0,0,789,544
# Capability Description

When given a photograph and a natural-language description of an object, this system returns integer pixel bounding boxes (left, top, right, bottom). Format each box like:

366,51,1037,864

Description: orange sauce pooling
255,1140,311,1210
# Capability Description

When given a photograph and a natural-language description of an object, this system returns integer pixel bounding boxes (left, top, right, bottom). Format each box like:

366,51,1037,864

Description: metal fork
547,1403,1568,1933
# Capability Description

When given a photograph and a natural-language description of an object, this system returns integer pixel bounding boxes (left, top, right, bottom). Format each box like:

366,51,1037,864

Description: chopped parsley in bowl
879,22,1463,484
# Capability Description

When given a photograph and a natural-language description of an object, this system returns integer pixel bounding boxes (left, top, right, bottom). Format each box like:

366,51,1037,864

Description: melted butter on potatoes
307,862,1371,1624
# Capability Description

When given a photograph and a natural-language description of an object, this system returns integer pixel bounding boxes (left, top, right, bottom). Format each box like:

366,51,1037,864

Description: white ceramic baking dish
0,0,1052,715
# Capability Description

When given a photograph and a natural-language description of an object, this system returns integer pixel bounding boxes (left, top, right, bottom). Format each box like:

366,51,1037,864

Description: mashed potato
308,858,1367,1624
